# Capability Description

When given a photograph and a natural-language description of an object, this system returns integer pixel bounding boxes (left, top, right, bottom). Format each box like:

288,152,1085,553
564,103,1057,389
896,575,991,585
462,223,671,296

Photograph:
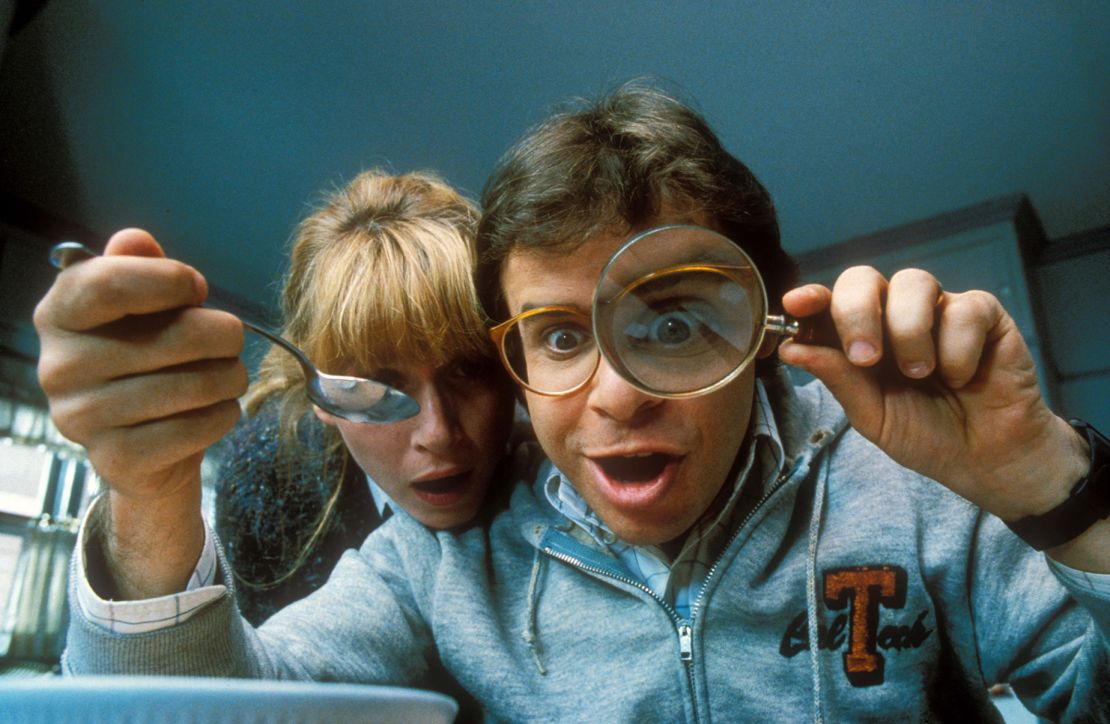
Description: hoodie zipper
684,468,793,632
538,463,800,720
541,546,702,723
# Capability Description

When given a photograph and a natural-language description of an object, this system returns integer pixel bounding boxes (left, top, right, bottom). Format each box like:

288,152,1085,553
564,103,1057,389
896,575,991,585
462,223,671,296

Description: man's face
499,221,757,547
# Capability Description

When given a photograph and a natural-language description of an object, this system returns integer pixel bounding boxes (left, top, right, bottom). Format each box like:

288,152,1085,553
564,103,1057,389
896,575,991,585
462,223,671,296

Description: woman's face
314,358,515,529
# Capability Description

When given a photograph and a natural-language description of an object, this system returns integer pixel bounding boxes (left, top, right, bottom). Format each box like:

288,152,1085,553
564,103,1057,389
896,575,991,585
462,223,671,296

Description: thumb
104,228,166,258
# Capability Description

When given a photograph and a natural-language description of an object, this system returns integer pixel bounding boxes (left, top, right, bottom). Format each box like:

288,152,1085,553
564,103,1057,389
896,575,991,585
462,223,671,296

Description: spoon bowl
49,241,419,424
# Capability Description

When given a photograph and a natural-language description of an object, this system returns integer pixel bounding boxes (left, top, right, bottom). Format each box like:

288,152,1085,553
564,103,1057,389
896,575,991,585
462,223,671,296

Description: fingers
48,357,249,435
778,338,884,423
830,266,887,366
33,228,250,492
40,316,248,488
81,400,244,487
885,269,942,379
782,265,1009,390
103,228,168,258
935,290,1004,388
38,306,246,395
781,283,831,319
35,255,207,333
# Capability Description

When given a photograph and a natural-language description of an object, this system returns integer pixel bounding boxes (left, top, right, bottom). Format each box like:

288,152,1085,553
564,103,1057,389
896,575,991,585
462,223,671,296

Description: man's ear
312,404,340,427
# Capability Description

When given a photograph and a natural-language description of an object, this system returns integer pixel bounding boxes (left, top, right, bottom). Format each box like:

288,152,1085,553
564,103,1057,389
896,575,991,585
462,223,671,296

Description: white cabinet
791,194,1060,406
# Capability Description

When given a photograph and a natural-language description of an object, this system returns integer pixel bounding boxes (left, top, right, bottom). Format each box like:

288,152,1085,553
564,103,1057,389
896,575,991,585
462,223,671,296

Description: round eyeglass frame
489,224,801,399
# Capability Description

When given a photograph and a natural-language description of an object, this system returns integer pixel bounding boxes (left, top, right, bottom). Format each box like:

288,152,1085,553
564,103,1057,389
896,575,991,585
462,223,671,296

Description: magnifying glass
592,224,837,398
490,225,837,399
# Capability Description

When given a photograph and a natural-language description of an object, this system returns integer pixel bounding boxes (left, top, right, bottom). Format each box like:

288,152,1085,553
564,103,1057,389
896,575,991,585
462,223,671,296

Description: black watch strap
1005,420,1110,551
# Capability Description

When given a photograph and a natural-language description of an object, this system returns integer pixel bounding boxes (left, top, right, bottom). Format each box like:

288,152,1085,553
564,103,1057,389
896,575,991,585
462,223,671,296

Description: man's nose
586,356,663,422
412,384,461,452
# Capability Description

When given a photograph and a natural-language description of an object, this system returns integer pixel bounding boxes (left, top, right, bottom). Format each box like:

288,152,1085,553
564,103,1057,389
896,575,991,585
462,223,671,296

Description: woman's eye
449,358,492,379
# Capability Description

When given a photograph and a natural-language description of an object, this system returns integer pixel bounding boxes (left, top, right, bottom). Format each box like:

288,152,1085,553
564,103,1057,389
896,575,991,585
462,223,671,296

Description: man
39,82,1108,721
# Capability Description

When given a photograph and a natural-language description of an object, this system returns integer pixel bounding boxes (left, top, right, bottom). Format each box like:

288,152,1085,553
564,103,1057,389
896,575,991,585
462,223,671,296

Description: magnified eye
623,301,721,355
653,313,693,345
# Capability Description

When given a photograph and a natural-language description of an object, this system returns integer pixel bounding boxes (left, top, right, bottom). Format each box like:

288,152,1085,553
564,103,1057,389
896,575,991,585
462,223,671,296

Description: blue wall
1,2,1106,419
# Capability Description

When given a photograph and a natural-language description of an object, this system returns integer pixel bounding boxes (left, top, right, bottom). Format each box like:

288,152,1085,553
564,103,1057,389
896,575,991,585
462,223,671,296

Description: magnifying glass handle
767,310,841,348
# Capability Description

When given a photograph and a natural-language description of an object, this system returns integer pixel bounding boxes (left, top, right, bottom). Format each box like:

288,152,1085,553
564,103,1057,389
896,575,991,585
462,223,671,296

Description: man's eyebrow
518,301,589,314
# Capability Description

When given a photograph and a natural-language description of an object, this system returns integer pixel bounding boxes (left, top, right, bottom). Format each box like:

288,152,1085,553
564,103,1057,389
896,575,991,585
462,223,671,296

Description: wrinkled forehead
497,209,720,313
500,229,631,315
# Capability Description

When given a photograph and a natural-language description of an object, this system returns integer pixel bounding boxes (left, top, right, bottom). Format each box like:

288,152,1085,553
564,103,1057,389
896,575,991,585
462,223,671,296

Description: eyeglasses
490,224,832,398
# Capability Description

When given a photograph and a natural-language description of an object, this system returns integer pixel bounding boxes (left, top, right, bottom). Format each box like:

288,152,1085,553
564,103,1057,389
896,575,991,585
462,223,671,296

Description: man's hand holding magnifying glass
780,266,1106,572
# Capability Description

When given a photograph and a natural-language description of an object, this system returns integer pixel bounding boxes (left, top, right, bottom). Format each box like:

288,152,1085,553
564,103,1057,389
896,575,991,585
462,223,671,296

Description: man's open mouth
595,453,675,483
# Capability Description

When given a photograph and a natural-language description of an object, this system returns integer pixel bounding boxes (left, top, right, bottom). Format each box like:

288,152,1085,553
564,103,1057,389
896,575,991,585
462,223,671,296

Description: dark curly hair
477,78,797,378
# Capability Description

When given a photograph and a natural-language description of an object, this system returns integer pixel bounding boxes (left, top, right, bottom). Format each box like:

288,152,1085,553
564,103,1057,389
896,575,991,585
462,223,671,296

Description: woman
214,169,516,625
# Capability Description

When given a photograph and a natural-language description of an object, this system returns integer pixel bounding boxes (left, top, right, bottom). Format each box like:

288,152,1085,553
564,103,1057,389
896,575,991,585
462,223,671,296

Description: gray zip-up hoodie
65,376,1110,722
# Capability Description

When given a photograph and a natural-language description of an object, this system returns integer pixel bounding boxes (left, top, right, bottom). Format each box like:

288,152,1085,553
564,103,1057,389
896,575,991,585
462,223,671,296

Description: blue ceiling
2,1,1108,312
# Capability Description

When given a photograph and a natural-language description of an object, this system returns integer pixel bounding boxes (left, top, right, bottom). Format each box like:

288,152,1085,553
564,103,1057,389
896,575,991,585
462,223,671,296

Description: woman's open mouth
411,471,471,506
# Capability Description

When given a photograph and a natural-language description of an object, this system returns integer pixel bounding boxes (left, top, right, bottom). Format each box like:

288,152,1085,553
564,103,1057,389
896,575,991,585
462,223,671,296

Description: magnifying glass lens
594,226,769,396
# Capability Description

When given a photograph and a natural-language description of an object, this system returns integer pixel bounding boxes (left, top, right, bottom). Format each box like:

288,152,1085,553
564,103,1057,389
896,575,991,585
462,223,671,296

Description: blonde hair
246,169,489,433
227,170,490,591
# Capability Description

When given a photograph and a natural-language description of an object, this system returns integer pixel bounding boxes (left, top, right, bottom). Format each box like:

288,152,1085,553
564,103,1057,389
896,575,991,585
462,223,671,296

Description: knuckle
47,397,98,446
214,398,243,432
888,315,933,339
232,362,250,396
32,296,57,332
36,357,66,397
964,289,998,310
834,265,887,294
193,399,243,449
195,359,248,404
946,290,997,323
175,308,244,356
889,267,935,287
832,268,887,313
75,262,124,308
37,351,94,398
843,264,881,279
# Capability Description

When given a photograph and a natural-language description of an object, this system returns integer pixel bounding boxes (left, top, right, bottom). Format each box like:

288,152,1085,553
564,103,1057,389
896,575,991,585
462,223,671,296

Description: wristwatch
1006,420,1110,551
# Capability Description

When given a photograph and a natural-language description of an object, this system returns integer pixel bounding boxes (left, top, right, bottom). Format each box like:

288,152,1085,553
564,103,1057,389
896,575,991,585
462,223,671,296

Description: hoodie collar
543,379,785,551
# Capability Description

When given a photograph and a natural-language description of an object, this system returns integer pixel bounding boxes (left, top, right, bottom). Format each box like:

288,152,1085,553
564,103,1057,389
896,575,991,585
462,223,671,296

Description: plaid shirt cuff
74,495,226,634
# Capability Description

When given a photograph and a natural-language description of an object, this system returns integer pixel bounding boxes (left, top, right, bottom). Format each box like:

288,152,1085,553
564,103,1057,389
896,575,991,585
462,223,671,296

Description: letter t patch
824,565,907,687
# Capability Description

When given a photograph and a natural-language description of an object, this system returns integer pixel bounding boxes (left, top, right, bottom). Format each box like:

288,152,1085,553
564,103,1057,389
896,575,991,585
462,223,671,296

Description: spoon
49,241,420,424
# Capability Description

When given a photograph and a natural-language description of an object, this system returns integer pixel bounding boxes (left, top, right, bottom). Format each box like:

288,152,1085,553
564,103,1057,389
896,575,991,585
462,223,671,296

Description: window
0,399,96,667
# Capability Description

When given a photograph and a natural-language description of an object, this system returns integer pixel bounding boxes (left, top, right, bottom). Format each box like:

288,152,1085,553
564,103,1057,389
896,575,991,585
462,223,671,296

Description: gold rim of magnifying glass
592,224,775,399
